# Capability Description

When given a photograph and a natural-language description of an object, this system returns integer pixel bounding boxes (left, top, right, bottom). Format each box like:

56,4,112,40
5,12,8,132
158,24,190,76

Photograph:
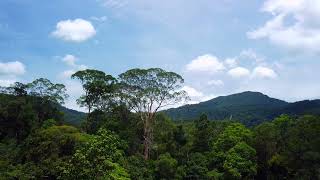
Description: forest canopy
0,68,319,179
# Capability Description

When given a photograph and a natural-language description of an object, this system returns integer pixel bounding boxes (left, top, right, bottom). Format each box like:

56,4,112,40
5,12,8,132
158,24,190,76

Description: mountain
164,91,320,126
277,100,320,116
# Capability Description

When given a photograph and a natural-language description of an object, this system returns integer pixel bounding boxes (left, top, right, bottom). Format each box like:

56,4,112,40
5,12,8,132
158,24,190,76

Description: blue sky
1,0,320,110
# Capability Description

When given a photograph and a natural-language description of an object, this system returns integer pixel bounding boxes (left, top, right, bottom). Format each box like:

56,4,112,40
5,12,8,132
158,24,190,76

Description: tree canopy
1,69,319,179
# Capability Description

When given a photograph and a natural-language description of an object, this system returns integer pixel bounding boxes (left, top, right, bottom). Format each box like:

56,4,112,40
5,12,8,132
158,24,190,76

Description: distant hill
58,106,86,126
164,91,320,126
277,100,320,116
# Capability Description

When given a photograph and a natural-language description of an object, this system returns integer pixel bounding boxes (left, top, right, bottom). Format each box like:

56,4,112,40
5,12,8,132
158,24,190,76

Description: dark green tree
154,153,179,179
185,152,209,179
254,122,278,179
193,114,211,152
72,69,117,113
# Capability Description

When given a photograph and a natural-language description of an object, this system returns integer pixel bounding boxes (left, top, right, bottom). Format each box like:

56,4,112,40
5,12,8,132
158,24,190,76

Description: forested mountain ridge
164,91,320,126
57,105,86,126
55,91,320,127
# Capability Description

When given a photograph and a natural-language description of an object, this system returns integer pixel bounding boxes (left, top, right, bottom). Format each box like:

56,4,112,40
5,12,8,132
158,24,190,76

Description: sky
1,0,320,111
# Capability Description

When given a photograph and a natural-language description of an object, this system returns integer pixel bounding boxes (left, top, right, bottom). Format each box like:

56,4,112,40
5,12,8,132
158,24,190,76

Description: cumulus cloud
228,67,250,78
240,49,265,63
52,19,96,42
252,66,278,79
182,50,283,106
224,58,237,68
59,55,88,79
186,54,225,73
247,0,320,53
0,61,26,76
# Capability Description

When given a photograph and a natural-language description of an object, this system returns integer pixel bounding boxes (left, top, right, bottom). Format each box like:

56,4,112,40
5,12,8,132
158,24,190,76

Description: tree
254,122,278,179
72,69,117,113
185,152,209,179
213,123,253,152
0,98,37,142
7,82,29,96
154,153,179,179
62,129,129,179
27,78,68,123
223,142,257,179
193,114,211,152
5,124,88,179
268,115,320,179
28,78,68,104
153,113,177,157
209,123,256,179
118,68,188,160
125,155,154,180
174,125,187,150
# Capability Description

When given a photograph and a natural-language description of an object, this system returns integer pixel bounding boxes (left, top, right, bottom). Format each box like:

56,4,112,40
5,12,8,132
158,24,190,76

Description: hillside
164,91,320,126
58,105,86,126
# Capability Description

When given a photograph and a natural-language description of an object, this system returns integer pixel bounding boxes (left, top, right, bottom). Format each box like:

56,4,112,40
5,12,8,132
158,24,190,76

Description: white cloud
228,67,250,78
186,54,225,73
59,55,88,79
0,61,26,76
224,58,237,68
252,66,278,79
240,49,265,63
180,85,221,105
182,86,203,97
62,54,77,67
248,0,320,53
52,19,96,42
208,80,224,86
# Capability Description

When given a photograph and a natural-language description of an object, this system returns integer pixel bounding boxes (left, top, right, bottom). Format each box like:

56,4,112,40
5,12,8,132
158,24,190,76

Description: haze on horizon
0,0,320,111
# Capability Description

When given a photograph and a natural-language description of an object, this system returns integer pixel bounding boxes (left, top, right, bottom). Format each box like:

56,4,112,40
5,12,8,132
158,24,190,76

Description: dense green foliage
1,70,320,179
164,91,320,126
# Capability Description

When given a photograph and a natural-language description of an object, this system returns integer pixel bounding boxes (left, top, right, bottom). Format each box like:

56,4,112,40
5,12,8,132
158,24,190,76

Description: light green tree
62,129,129,179
118,68,188,159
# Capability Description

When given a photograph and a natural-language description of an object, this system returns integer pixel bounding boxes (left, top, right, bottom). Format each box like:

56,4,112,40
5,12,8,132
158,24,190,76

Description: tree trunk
143,117,152,160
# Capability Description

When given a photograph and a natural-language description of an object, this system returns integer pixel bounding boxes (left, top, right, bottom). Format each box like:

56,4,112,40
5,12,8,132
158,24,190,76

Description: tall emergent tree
28,78,68,104
118,68,188,160
1,78,68,104
71,69,117,113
